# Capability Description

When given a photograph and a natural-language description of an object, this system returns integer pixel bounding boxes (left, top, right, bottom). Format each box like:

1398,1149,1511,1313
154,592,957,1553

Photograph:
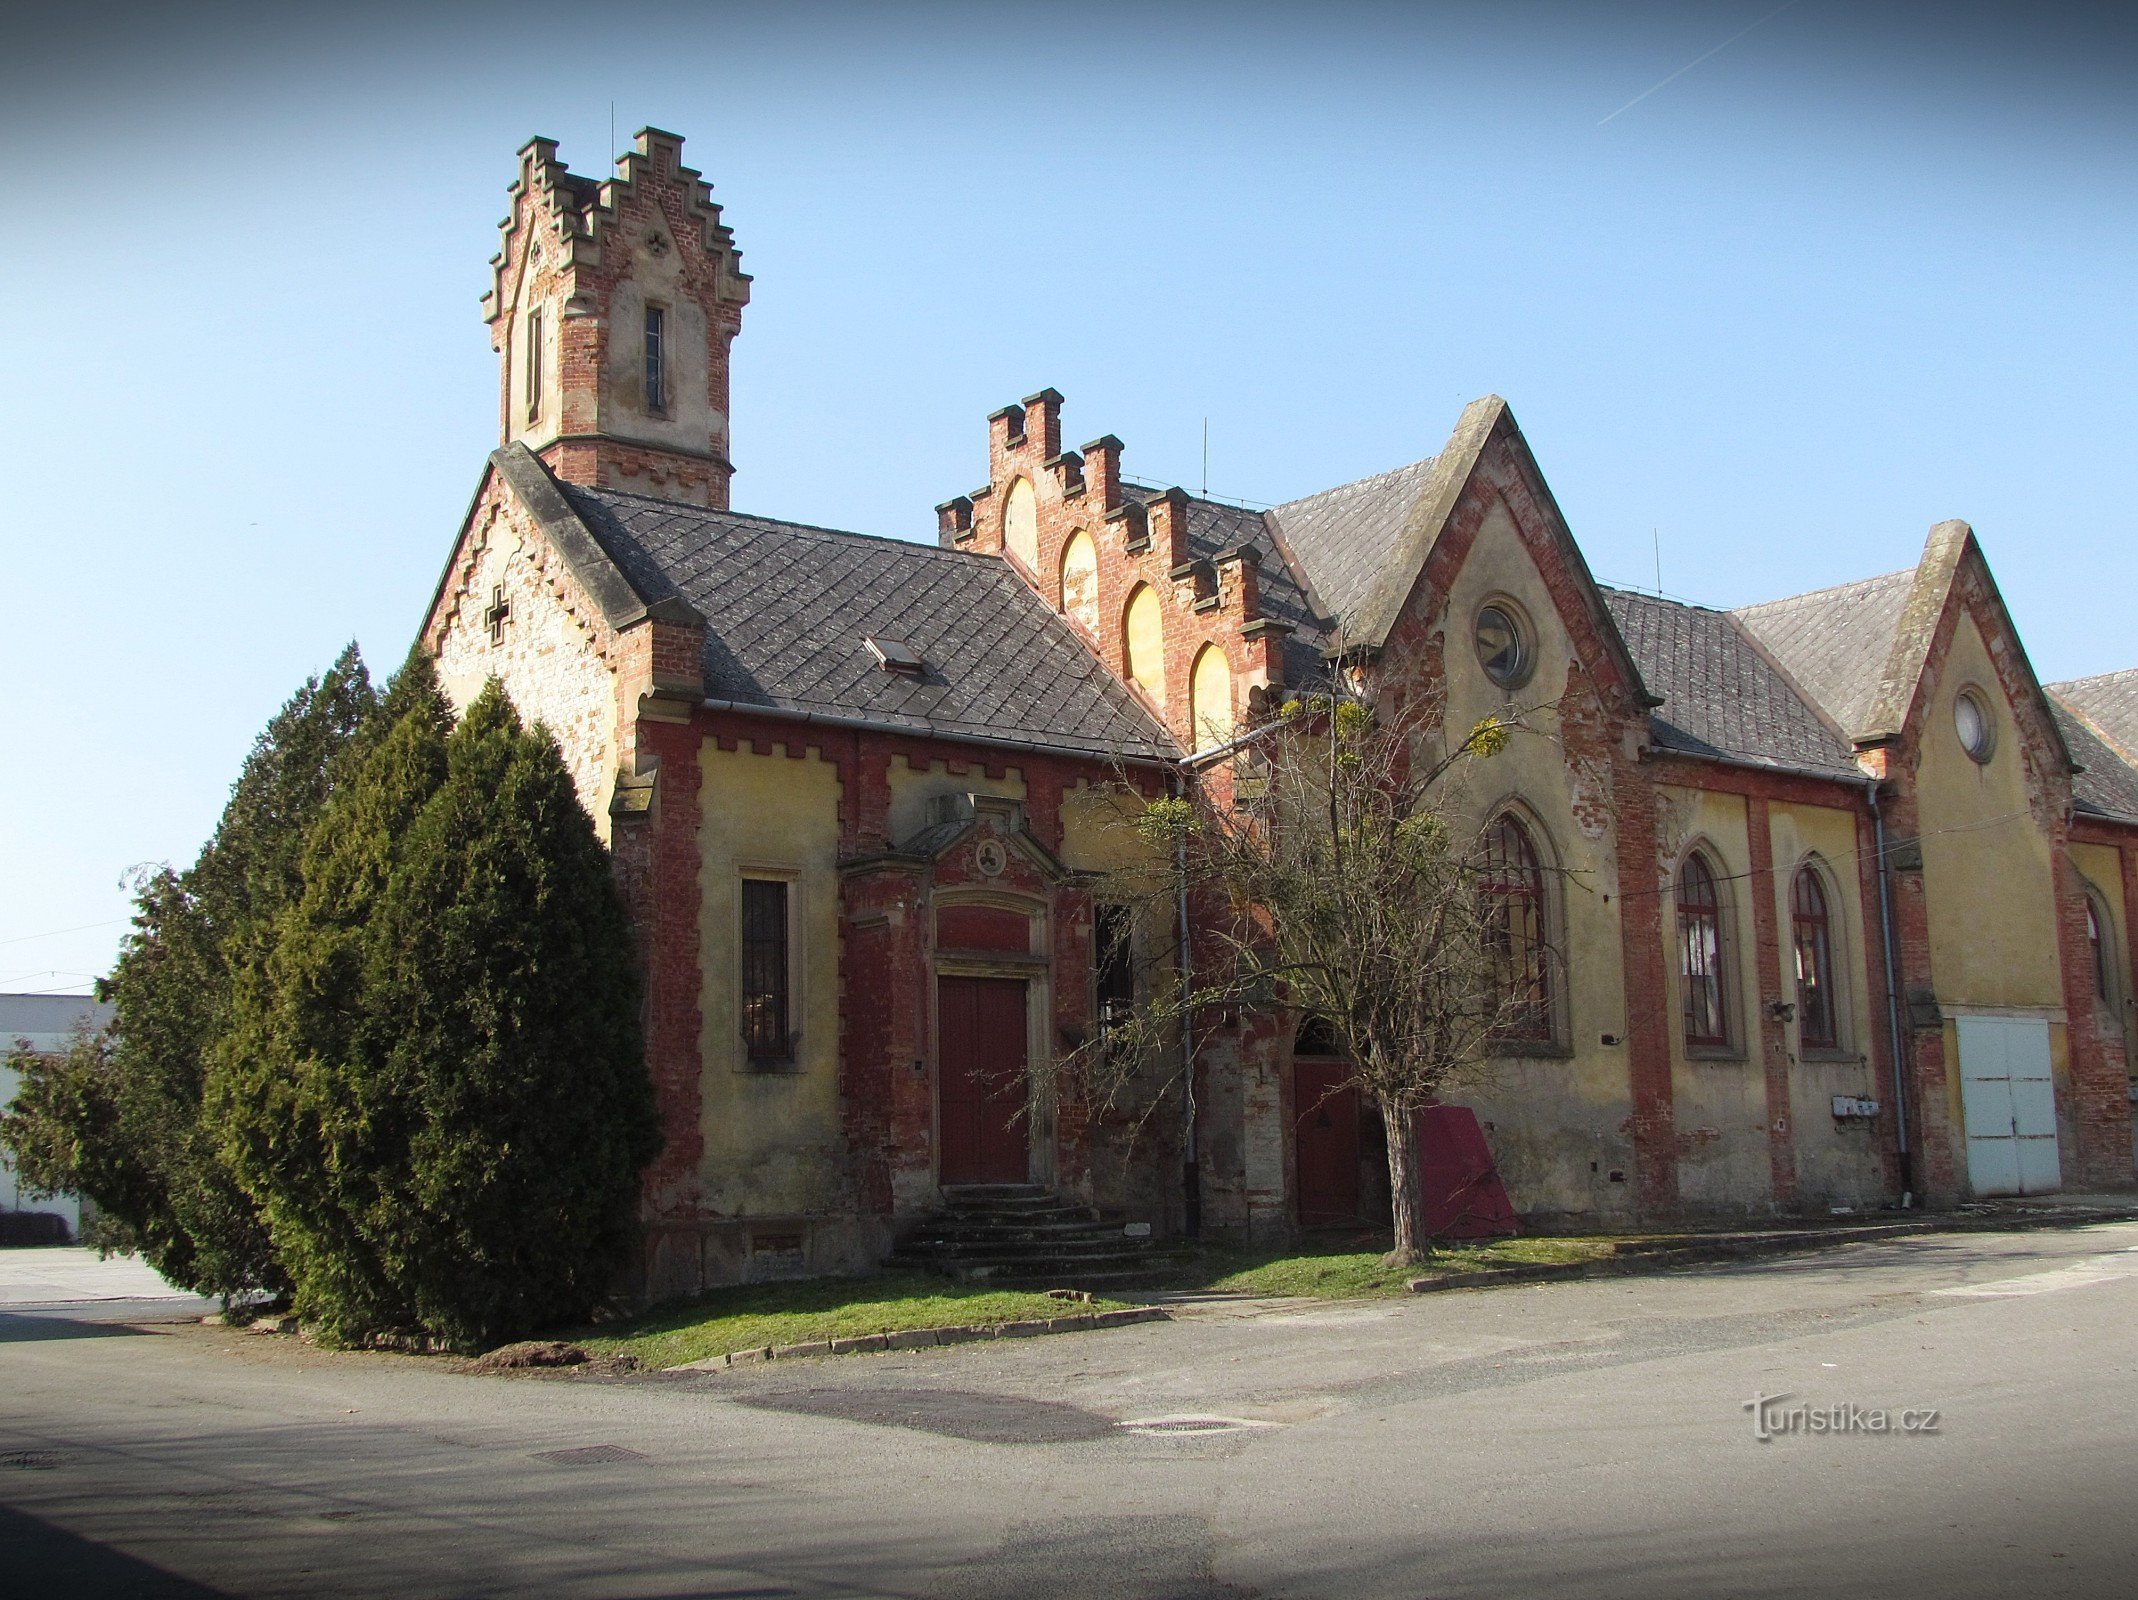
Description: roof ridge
1731,567,1915,617
2048,666,2138,693
1598,583,1736,618
571,485,995,565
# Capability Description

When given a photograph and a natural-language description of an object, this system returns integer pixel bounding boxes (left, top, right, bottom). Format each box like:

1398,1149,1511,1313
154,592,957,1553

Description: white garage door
1957,1015,2061,1197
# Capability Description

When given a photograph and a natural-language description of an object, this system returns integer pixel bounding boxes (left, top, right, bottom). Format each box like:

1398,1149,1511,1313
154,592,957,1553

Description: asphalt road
4,1221,2136,1599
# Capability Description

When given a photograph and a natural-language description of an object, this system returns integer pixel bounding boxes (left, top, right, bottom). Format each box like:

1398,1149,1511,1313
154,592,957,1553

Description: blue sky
3,0,2132,994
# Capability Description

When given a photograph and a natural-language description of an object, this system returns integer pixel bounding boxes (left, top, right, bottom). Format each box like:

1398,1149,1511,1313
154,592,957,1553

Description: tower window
1677,851,1731,1048
1791,865,1838,1051
644,306,667,414
525,308,542,423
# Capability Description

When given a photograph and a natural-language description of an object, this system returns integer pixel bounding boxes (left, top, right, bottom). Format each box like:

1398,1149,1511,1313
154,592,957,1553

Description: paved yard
4,1222,2137,1597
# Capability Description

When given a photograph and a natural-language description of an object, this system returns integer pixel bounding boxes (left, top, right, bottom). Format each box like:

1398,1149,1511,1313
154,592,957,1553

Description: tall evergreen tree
2,646,374,1301
218,666,656,1349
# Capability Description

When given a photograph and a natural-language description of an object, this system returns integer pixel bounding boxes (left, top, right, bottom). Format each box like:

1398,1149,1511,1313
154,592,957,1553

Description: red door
938,976,1029,1185
1293,1058,1361,1226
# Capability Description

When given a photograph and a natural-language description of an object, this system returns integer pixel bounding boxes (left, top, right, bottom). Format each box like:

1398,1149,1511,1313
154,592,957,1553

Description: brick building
420,129,2136,1297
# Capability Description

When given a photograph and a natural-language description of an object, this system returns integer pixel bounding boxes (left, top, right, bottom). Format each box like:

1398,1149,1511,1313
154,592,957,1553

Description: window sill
1492,1039,1574,1060
1799,1047,1863,1065
1686,1044,1747,1063
740,1058,803,1076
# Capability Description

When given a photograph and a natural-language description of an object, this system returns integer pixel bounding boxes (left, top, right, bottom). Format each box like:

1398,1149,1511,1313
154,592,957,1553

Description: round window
1475,603,1531,690
1954,688,1995,763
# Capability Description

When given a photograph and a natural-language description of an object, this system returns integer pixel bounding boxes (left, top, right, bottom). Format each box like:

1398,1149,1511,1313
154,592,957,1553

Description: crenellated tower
483,127,751,507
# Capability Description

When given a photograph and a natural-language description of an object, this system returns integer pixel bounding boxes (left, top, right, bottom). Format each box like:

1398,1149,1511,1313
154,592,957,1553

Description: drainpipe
1171,765,1201,1238
1868,779,1914,1204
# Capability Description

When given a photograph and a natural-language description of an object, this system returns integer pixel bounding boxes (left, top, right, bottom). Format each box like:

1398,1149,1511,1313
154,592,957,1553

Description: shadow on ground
0,1501,232,1598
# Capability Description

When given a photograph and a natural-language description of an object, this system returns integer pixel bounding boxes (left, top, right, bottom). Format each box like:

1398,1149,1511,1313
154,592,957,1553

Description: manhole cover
1116,1415,1282,1437
0,1451,61,1470
534,1444,646,1466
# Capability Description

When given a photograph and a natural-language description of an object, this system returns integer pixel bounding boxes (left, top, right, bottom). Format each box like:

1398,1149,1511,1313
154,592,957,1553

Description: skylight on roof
865,636,925,674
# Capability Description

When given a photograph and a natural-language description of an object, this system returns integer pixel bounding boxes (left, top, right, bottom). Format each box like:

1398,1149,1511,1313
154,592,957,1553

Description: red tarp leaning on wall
1416,1104,1518,1240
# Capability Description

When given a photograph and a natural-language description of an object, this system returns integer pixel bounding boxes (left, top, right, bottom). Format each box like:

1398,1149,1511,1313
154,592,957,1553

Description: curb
677,1305,1169,1370
1407,1205,2138,1294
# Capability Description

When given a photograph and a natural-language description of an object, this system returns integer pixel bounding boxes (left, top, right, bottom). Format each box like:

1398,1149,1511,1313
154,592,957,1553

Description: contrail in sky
1597,0,1802,126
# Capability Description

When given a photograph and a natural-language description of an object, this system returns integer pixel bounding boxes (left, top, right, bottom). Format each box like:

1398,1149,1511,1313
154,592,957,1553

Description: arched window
2082,887,2118,1015
1678,851,1730,1048
1483,812,1554,1042
1003,477,1039,571
1790,865,1838,1050
1060,528,1098,634
1124,584,1164,704
1190,644,1233,753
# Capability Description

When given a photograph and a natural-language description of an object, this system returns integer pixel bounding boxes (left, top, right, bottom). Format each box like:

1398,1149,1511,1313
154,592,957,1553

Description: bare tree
1055,680,1556,1267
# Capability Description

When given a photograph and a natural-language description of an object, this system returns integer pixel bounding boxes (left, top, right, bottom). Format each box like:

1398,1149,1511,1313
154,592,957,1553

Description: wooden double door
937,975,1030,1185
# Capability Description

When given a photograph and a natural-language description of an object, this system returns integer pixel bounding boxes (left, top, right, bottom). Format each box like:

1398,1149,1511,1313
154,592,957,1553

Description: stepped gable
560,482,1180,761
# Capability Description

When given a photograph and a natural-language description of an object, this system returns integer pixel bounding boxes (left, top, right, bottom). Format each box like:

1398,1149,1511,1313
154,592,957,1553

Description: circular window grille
1954,688,1995,763
1475,603,1531,690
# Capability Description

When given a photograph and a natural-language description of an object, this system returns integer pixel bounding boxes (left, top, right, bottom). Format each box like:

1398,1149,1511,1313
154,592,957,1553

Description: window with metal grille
1791,865,1838,1050
525,307,542,422
1094,903,1135,1029
741,878,789,1062
1483,813,1553,1042
1678,852,1730,1048
644,306,666,414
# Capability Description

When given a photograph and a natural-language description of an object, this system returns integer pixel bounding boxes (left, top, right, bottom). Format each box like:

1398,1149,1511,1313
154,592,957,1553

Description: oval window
1954,688,1995,763
1476,603,1531,690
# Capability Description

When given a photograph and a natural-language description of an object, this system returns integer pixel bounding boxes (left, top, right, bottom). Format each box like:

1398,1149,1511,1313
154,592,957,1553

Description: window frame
1677,849,1734,1052
643,304,668,416
1093,902,1136,1033
525,306,543,423
739,873,795,1067
1481,809,1561,1052
1789,862,1841,1053
2081,882,2122,1031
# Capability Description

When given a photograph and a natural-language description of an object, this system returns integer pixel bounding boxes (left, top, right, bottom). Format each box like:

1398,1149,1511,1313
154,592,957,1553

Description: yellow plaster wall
1650,785,1771,1208
697,739,845,1216
1061,529,1099,635
885,757,1028,850
1060,781,1157,875
1125,586,1165,706
1003,477,1039,572
1422,498,1638,1216
1768,801,1888,1207
1916,614,2063,1012
1190,645,1234,753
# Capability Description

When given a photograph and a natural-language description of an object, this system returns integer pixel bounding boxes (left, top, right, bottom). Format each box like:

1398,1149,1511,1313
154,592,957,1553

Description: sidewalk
1408,1194,2138,1293
0,1246,200,1308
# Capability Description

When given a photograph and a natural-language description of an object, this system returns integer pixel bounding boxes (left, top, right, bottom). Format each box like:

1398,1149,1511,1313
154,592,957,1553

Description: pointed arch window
1790,865,1838,1051
1678,852,1730,1048
2082,886,2120,1023
1483,813,1554,1042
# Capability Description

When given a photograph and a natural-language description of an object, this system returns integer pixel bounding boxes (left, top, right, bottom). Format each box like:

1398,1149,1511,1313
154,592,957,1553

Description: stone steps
893,1184,1175,1292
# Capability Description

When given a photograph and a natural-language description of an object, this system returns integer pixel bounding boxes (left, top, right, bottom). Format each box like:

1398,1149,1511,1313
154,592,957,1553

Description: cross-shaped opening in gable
486,583,512,645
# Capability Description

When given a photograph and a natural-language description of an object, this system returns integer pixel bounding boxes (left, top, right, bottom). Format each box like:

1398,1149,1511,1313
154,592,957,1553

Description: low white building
2,992,114,1241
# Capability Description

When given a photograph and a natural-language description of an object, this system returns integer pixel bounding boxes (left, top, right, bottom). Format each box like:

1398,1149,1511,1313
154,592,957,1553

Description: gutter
1170,764,1200,1239
696,695,1175,769
1868,778,1914,1203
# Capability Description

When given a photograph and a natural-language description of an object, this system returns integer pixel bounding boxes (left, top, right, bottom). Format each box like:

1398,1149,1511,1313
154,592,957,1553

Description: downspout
1171,764,1201,1238
1868,778,1914,1205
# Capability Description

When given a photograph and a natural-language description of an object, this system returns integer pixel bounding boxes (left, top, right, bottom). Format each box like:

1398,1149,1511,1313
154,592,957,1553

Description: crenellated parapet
940,390,1295,756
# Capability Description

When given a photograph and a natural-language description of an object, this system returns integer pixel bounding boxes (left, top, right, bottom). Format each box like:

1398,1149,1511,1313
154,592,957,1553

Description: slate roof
1266,457,1440,629
1602,589,1860,778
1731,572,1914,741
2051,670,2138,764
2048,671,2138,822
559,485,1179,761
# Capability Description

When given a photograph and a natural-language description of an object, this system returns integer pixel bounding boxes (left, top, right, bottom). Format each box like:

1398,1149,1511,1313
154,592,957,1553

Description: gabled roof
1602,589,1859,779
2050,669,2138,765
555,482,1179,762
1732,570,1914,742
1265,455,1440,629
